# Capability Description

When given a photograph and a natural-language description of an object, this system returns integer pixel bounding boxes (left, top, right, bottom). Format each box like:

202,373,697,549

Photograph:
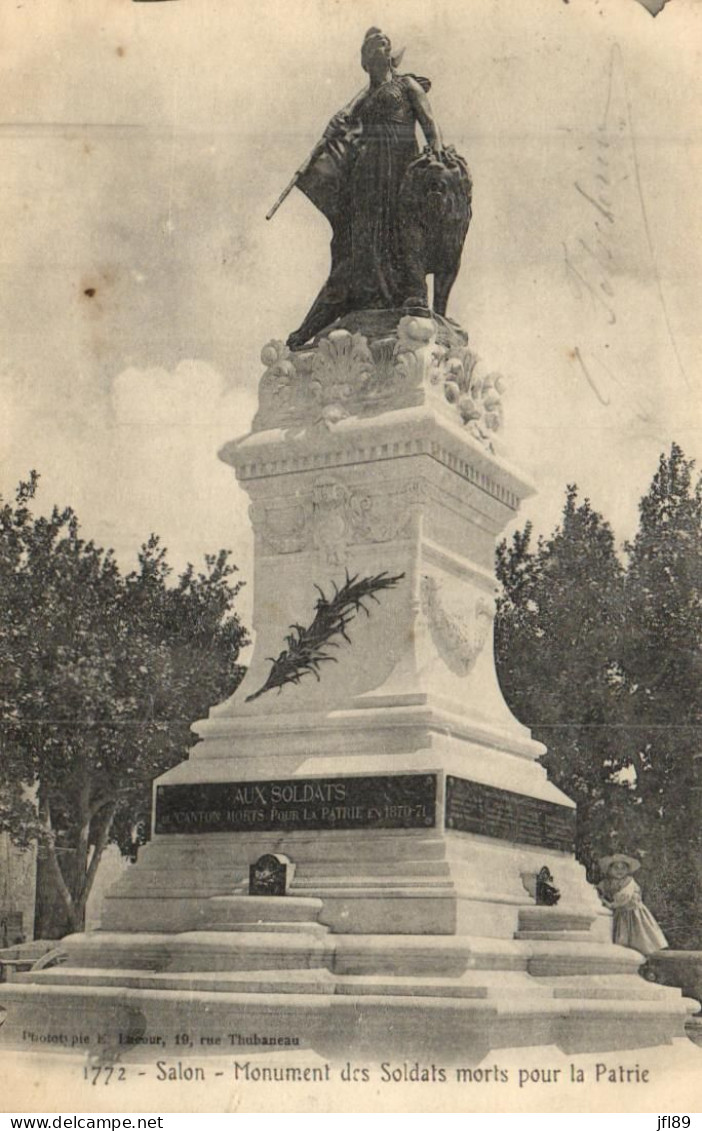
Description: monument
0,27,696,1063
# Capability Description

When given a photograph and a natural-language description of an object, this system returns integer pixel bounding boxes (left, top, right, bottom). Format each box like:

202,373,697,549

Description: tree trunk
74,800,117,923
38,794,82,935
35,790,118,937
34,851,75,939
72,780,93,907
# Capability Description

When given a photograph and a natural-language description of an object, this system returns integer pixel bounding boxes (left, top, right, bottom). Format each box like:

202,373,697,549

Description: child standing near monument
597,854,668,956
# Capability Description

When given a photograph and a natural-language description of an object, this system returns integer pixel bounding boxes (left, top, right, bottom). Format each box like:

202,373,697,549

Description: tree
619,444,702,946
0,473,248,936
495,487,635,876
495,449,702,947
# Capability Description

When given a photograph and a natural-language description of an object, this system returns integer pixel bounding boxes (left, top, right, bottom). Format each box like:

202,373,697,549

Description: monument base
1,319,697,1060
0,907,696,1062
0,747,697,1060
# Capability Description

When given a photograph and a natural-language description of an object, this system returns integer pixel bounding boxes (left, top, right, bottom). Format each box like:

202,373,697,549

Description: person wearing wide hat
597,853,668,955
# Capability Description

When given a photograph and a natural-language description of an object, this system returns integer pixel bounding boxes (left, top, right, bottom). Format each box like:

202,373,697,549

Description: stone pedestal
106,316,597,940
0,317,696,1060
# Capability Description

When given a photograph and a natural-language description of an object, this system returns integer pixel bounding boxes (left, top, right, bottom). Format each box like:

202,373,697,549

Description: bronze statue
269,29,472,350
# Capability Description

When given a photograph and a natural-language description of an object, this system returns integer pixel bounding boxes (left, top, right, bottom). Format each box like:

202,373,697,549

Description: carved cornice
234,433,521,512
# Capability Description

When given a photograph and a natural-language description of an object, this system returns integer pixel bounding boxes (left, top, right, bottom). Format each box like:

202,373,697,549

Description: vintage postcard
1,0,701,1115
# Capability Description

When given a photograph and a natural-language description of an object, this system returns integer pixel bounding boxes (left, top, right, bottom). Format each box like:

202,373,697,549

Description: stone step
293,884,456,900
518,908,596,932
16,966,495,1000
538,974,680,1001
333,934,528,977
55,931,658,985
106,866,452,902
23,959,674,1010
202,921,329,934
331,970,551,1000
107,857,451,894
333,935,658,982
107,887,247,899
15,967,338,996
205,895,324,924
515,931,595,942
524,939,644,977
101,895,328,935
59,931,335,973
142,833,449,864
298,860,452,878
293,877,453,891
0,979,693,1061
19,960,664,1008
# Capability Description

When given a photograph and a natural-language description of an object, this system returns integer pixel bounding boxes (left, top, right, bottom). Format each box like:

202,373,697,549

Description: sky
1,0,700,625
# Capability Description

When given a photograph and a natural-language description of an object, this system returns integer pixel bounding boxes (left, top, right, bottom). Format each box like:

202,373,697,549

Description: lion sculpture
398,147,472,318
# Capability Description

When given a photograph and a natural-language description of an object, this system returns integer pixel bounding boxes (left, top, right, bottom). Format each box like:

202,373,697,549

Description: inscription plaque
445,776,575,852
155,773,436,835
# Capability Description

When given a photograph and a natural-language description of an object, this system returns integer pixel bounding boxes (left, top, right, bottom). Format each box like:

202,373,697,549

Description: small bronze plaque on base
249,854,289,896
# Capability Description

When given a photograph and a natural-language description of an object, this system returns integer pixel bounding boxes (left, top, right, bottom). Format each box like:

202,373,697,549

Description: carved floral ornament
420,574,495,677
253,317,505,450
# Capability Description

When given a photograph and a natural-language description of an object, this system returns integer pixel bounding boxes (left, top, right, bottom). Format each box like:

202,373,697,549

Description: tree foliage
496,447,702,947
0,473,248,935
620,444,702,944
495,486,631,874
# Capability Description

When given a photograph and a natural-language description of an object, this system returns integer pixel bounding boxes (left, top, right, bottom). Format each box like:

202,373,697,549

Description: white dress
606,877,668,955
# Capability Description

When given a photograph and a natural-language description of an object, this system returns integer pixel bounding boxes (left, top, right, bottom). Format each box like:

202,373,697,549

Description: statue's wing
404,73,431,93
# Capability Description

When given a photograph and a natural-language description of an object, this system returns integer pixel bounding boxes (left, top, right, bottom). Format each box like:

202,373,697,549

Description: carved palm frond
245,570,404,702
